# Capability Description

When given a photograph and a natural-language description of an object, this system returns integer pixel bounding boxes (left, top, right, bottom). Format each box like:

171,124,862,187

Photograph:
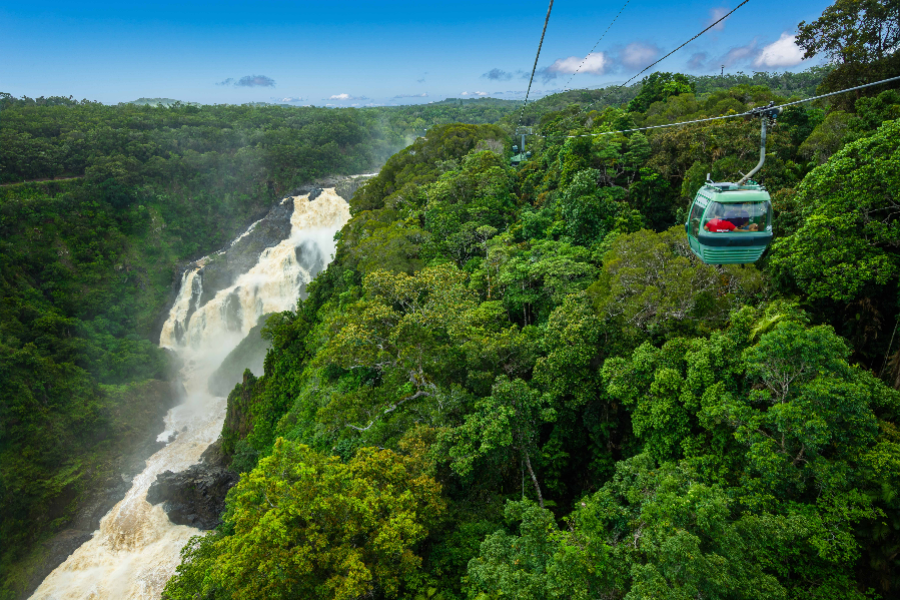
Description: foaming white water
30,189,350,600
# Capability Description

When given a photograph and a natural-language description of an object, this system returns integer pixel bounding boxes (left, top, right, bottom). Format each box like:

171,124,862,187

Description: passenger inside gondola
703,201,768,233
703,203,735,232
725,204,750,229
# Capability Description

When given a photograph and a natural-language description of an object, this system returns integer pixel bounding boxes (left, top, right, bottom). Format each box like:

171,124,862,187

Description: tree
491,238,599,326
558,169,626,245
465,501,569,600
162,439,445,600
443,377,555,507
797,0,900,100
467,459,788,600
771,118,900,303
599,304,900,598
422,150,515,264
797,0,900,68
627,72,695,113
315,264,477,434
588,227,764,336
576,456,787,600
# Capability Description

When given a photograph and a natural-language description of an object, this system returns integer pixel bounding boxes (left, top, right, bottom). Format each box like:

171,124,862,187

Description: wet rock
286,174,376,203
221,371,261,458
333,175,375,202
207,316,272,397
40,529,94,570
193,200,295,309
295,239,326,278
146,439,238,530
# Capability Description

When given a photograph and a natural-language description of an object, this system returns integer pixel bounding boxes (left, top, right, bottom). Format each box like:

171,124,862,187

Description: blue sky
1,0,831,106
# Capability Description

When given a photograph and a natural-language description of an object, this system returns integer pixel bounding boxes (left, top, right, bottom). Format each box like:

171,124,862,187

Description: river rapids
29,189,351,600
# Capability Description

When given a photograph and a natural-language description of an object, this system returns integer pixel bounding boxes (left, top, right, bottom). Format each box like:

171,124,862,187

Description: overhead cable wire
561,111,749,137
777,74,900,108
519,0,555,125
561,0,633,92
549,73,900,138
560,0,750,124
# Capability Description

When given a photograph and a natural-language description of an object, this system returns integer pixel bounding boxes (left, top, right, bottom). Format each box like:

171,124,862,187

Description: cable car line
777,74,900,108
554,0,750,128
677,73,898,266
524,73,900,265
561,0,633,92
560,111,747,137
550,73,900,138
504,0,898,267
519,0,556,126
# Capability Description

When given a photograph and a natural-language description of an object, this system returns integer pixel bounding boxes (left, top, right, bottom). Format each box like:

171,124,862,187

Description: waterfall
29,189,351,600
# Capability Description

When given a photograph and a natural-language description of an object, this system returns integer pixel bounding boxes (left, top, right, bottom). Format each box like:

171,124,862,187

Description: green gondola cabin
510,144,531,166
685,181,773,264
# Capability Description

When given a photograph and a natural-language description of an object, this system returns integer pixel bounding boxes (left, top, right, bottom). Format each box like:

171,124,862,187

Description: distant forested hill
509,65,835,127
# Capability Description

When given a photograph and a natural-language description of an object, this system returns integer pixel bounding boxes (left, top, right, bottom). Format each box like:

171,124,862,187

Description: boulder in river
146,439,238,530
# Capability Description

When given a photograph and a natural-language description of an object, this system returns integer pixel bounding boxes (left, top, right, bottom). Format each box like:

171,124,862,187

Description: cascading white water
30,189,351,600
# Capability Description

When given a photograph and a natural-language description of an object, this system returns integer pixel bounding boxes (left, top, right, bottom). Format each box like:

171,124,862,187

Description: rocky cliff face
146,439,238,530
192,201,295,313
150,173,375,346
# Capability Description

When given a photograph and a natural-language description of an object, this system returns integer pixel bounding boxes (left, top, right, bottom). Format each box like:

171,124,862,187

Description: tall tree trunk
522,449,544,508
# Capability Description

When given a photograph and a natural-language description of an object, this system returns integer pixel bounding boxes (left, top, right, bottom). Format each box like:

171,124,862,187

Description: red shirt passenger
705,218,736,232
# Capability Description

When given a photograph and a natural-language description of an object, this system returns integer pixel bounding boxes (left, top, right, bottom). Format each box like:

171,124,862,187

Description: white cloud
707,6,730,30
754,32,806,68
326,93,370,102
620,43,660,69
393,92,429,99
547,52,609,76
460,91,489,96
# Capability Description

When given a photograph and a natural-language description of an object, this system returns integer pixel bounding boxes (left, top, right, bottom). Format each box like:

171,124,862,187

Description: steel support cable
539,73,900,138
557,0,750,129
776,74,900,108
561,0,633,92
519,0,555,126
558,110,750,137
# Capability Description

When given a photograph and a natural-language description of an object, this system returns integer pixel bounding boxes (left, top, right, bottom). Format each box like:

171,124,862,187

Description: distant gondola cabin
685,182,773,264
510,144,532,167
510,151,531,166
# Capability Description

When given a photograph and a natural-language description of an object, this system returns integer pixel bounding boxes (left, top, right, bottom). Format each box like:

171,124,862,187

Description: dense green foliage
0,94,519,188
161,39,900,598
0,96,518,598
164,436,444,600
7,2,900,596
626,72,695,113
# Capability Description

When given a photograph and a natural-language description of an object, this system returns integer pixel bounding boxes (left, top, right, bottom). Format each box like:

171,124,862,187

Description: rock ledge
146,440,238,530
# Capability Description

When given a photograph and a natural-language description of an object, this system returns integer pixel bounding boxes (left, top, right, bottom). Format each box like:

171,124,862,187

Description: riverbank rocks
146,439,238,530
